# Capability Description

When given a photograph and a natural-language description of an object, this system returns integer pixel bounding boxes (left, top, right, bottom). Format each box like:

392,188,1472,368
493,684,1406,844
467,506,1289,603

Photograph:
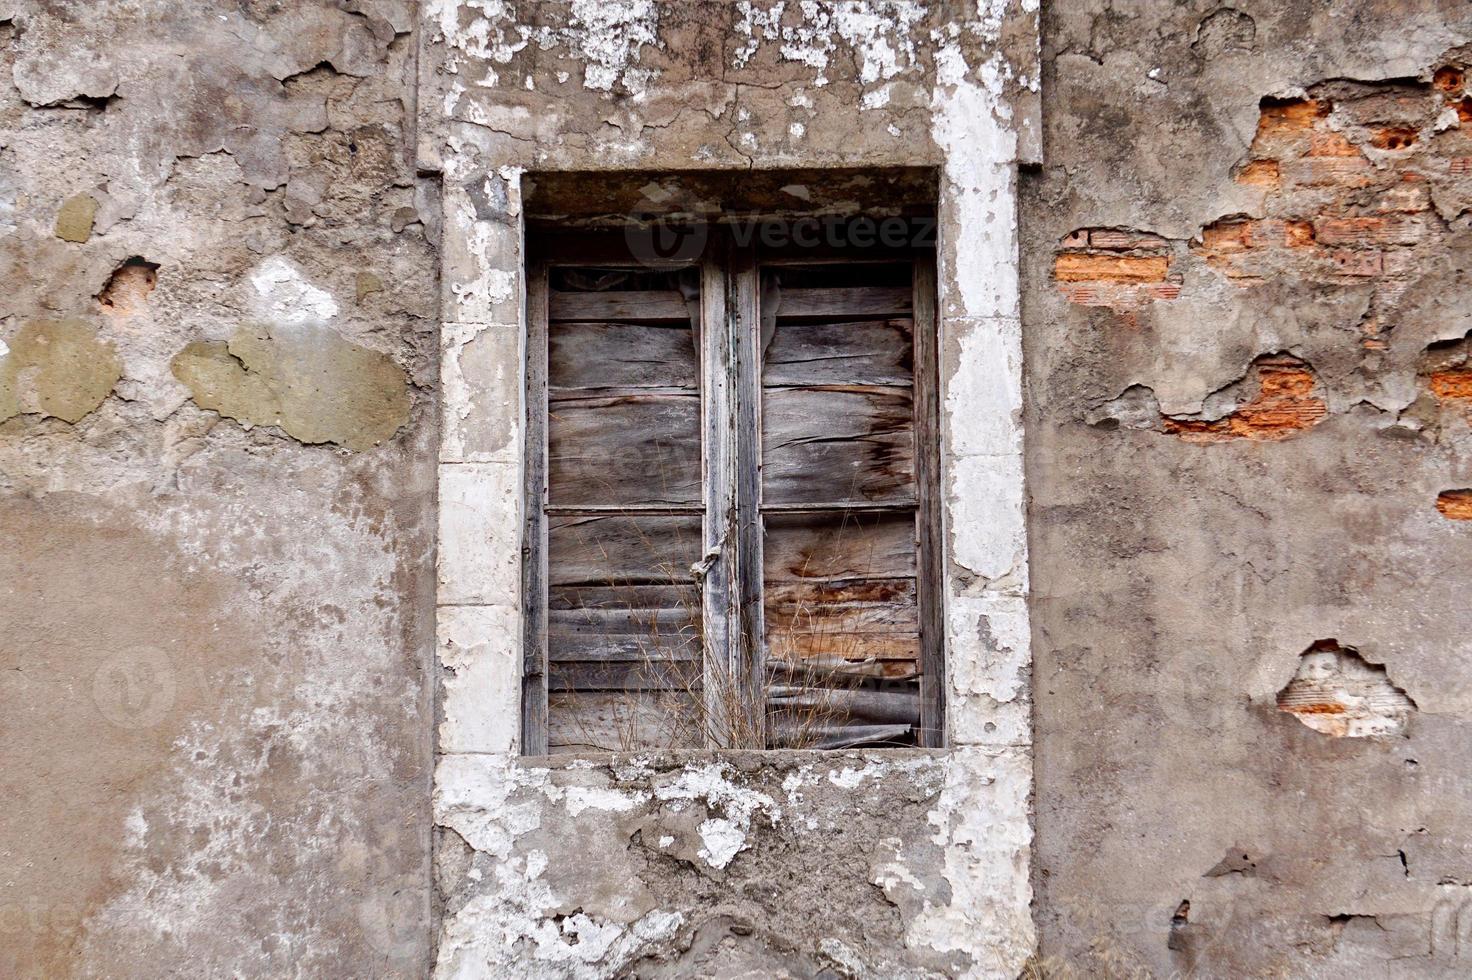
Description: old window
522,226,941,754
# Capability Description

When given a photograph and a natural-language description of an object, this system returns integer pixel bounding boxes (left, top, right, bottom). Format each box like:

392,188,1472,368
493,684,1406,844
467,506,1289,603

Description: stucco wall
0,2,435,976
4,1,1472,978
1027,2,1472,976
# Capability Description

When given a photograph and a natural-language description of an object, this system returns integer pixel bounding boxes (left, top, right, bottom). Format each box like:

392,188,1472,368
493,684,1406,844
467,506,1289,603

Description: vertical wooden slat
521,261,550,755
731,242,766,748
913,253,945,747
700,238,739,747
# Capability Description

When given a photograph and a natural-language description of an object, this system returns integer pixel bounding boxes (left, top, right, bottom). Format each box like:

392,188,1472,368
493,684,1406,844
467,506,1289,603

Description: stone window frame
436,160,1029,760
425,4,1040,965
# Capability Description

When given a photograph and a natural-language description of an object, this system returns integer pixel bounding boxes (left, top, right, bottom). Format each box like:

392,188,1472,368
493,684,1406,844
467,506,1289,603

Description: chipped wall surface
1028,1,1472,976
1,1,436,976
9,0,1472,978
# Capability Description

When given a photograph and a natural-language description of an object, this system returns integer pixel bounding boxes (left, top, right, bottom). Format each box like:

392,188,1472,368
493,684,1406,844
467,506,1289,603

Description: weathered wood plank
725,240,766,748
522,262,551,755
768,686,920,725
776,286,912,320
768,631,919,663
912,252,945,748
768,721,914,749
548,393,701,506
549,604,701,663
549,583,699,611
549,321,698,390
763,511,917,582
762,386,915,505
765,578,919,634
763,318,914,387
549,658,702,692
548,289,690,323
548,691,702,753
769,657,919,682
549,515,703,587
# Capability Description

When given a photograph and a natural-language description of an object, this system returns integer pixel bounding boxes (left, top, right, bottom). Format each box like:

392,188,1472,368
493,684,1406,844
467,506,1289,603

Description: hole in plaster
1276,639,1415,738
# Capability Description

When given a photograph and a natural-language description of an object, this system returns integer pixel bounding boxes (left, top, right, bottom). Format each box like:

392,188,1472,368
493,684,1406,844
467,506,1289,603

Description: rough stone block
437,461,521,606
438,604,521,754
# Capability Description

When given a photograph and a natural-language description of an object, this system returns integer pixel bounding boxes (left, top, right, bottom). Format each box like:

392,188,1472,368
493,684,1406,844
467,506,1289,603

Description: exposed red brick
1235,159,1281,187
1372,127,1418,151
1308,131,1362,157
1315,217,1386,245
1438,489,1472,520
1435,66,1466,96
1089,229,1169,250
1257,98,1328,136
1330,249,1384,276
1319,215,1426,246
1284,220,1316,247
1149,283,1182,300
1200,219,1254,253
1059,230,1089,248
1430,369,1472,400
1054,253,1170,283
1058,283,1100,305
1459,97,1472,123
1163,356,1327,443
1452,158,1472,176
1283,157,1372,188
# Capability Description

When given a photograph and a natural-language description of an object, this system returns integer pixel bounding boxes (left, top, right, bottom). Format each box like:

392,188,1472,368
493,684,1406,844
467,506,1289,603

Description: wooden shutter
523,230,942,753
759,257,940,748
535,263,706,753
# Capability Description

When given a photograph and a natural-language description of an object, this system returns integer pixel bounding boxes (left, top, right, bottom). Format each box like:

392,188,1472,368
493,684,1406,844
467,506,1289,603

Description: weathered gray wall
0,1,436,976
1026,1,1472,976
5,0,1472,977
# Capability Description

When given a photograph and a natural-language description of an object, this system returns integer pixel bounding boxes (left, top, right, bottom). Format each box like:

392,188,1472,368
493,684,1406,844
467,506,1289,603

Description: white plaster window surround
426,1,1039,973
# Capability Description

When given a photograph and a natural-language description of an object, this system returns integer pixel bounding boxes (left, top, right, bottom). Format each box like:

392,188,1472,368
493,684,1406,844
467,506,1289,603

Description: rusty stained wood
756,261,928,749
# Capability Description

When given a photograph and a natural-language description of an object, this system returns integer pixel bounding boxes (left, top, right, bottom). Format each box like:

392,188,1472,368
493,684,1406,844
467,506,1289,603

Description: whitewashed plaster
426,2,1040,975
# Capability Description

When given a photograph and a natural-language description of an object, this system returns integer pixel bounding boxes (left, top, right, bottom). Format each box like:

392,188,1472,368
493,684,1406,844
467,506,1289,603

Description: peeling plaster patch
0,338,9,360
1277,641,1416,738
55,193,98,243
565,786,648,817
696,818,746,869
911,747,1034,976
439,604,520,754
566,0,661,95
171,325,409,450
732,1,783,69
948,453,1028,592
0,320,121,424
249,257,340,326
652,763,783,870
832,2,925,85
930,36,1019,321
